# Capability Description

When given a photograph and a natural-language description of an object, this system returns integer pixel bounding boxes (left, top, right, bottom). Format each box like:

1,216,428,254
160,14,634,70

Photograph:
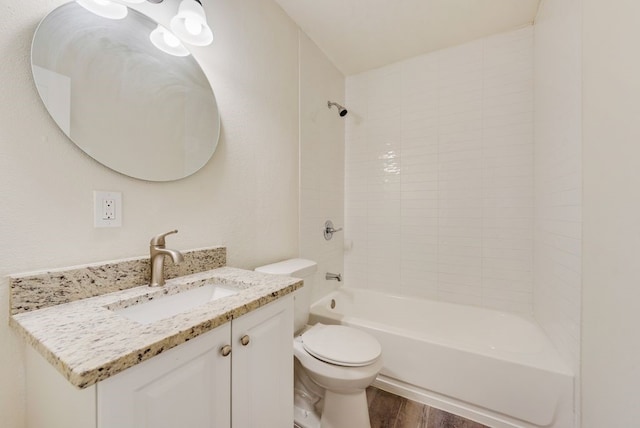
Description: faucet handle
150,229,178,246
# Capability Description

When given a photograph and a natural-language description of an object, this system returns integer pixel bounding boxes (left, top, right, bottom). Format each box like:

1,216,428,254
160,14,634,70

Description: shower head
328,101,348,117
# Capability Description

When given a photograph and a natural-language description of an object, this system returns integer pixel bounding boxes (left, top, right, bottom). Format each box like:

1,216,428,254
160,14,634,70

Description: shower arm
327,101,348,117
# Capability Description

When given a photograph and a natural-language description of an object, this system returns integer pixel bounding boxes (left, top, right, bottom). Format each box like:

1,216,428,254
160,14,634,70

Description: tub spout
326,272,342,282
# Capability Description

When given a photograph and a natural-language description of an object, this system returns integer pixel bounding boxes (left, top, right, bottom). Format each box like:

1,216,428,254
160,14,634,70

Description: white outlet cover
94,191,122,228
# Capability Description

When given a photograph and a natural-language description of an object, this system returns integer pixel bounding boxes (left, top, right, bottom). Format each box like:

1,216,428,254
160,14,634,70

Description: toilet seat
300,324,381,367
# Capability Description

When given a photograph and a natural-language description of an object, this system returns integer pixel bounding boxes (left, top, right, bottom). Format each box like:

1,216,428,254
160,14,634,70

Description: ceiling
274,0,541,76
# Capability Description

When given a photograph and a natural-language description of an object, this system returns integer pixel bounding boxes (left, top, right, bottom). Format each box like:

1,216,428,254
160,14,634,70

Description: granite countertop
10,267,301,389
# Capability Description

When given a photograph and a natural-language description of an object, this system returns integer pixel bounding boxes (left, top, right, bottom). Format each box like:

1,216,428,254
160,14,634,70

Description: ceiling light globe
184,17,203,35
149,24,190,57
170,0,213,46
163,31,180,47
76,0,128,20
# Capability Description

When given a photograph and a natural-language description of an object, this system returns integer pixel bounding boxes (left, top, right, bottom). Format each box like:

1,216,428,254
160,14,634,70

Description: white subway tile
484,91,533,110
483,205,533,219
438,207,483,219
483,246,532,262
400,216,438,228
483,256,532,273
483,196,534,209
440,116,483,134
401,280,438,300
483,227,533,240
438,236,482,248
438,178,483,191
402,249,438,265
439,216,483,229
438,253,482,268
401,190,439,201
483,266,533,282
344,263,368,289
344,27,537,313
438,243,482,257
401,181,438,193
438,168,483,182
484,237,533,250
482,287,532,304
438,197,483,209
402,224,439,238
439,225,483,238
484,215,534,228
438,272,482,288
482,277,532,292
439,188,484,201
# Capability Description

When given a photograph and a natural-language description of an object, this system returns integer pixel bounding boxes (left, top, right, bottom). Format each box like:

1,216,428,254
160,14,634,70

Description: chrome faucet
149,230,185,286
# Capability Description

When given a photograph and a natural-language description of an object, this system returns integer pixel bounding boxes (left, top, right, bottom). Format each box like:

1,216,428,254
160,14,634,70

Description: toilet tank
255,259,317,333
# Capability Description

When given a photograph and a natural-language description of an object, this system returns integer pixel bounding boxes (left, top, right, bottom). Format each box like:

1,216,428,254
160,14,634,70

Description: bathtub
309,288,574,428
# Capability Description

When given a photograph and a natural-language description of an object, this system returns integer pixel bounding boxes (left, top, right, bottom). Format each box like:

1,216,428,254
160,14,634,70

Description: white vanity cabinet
25,295,294,428
231,293,294,427
97,323,232,428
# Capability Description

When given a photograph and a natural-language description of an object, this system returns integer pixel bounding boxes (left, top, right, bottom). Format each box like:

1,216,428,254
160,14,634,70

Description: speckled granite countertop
10,267,301,389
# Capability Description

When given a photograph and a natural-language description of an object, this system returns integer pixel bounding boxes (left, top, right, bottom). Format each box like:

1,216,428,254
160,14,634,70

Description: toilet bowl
295,324,383,428
255,259,383,428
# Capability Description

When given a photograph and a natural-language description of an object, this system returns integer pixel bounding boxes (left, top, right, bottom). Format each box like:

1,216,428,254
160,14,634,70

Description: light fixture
76,0,128,20
76,0,214,54
150,24,190,57
170,0,213,46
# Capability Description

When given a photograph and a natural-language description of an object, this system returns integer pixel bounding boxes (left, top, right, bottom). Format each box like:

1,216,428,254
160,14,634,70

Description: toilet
255,259,383,428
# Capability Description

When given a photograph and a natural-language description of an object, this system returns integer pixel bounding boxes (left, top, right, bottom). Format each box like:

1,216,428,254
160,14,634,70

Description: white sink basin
113,284,238,325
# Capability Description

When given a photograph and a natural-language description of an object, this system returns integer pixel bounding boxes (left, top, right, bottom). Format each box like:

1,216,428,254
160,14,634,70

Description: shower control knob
220,345,232,357
324,220,343,240
240,335,250,346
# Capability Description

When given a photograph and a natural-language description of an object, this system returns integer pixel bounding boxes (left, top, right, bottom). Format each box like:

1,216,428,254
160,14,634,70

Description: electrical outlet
94,191,122,227
103,199,116,220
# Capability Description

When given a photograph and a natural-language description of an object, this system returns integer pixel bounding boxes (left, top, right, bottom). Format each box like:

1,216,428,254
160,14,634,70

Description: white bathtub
309,288,574,428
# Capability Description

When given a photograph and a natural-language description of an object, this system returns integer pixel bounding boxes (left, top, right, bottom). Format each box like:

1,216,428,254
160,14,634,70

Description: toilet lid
301,324,381,367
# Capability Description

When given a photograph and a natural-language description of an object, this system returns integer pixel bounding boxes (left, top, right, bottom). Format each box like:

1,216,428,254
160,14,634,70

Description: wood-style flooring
367,387,489,428
293,386,490,428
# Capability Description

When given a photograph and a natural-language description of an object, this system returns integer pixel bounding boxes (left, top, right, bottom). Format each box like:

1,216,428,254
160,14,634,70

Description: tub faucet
326,272,342,282
149,230,185,286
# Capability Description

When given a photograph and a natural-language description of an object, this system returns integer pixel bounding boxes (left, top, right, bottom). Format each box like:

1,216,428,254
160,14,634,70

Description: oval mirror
31,2,220,181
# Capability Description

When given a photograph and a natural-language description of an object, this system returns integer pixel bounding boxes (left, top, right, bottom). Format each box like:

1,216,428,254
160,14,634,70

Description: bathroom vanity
10,247,300,428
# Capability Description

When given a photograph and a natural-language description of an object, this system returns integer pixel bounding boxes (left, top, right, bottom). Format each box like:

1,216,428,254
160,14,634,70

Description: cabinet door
98,323,231,428
231,295,294,428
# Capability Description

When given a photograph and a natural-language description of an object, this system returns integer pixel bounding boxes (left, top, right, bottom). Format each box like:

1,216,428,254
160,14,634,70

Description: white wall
298,32,345,303
344,27,535,313
582,0,640,426
0,1,301,426
532,0,582,425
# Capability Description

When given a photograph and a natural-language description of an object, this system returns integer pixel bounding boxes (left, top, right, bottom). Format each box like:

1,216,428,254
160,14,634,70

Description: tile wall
344,27,534,313
534,0,582,424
